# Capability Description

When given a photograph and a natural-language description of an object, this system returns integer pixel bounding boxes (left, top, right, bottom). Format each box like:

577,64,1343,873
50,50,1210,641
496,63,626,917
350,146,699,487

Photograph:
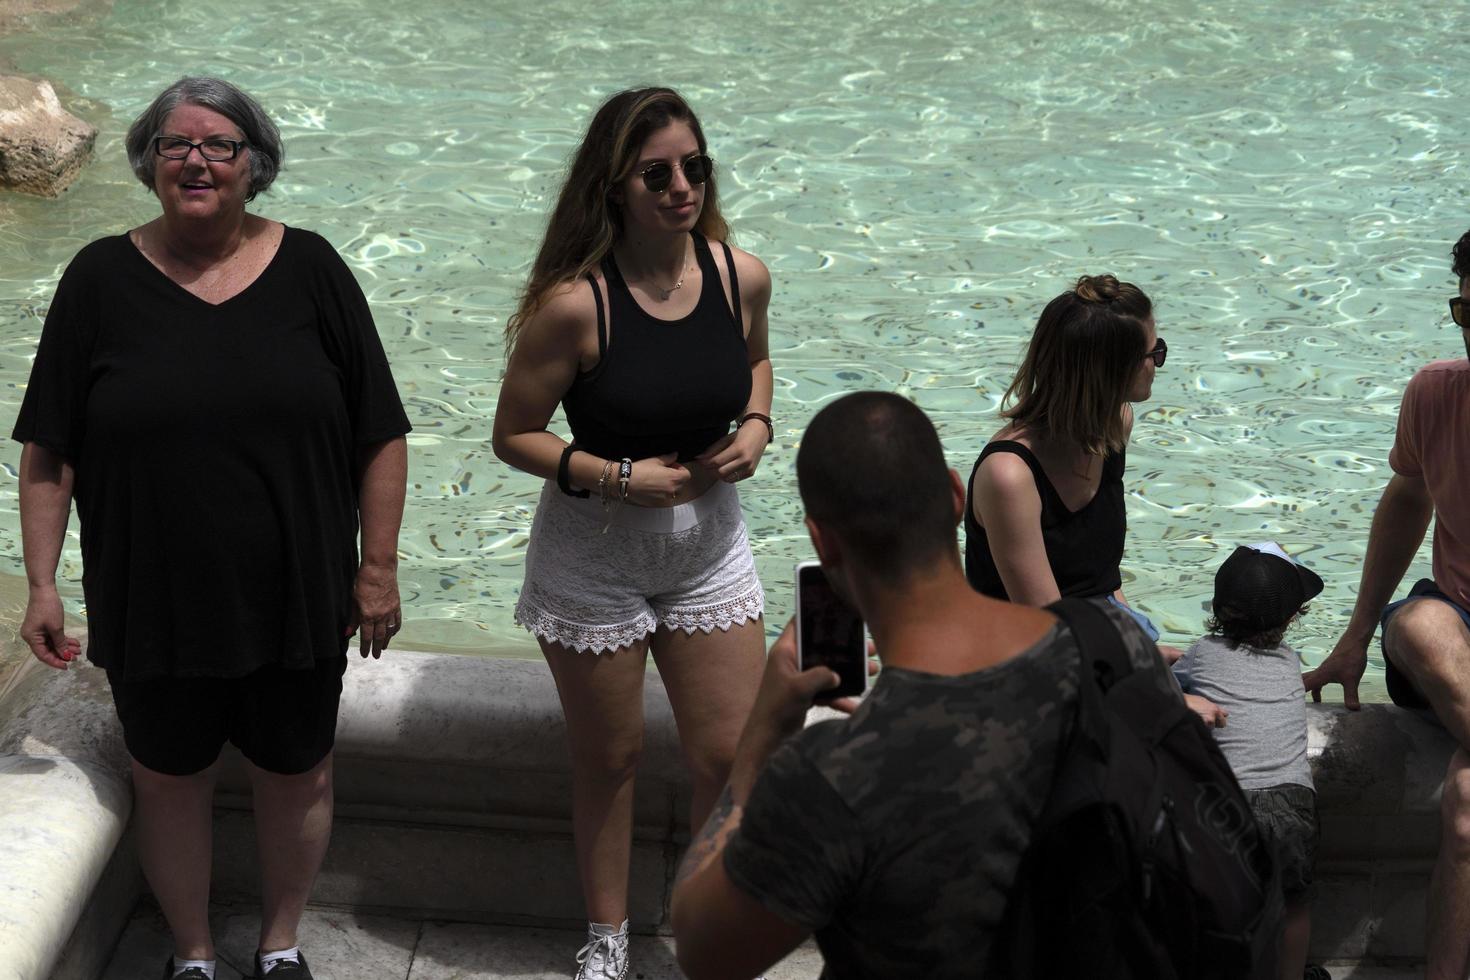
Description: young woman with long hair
492,87,773,980
964,275,1223,727
966,275,1158,614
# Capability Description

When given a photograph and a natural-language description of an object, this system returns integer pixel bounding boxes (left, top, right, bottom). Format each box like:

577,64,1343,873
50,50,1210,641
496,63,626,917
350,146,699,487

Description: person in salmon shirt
1306,229,1470,979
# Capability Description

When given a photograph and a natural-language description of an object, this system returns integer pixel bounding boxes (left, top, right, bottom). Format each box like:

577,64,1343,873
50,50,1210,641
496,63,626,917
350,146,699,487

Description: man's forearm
675,785,742,887
677,734,772,879
1347,475,1433,639
675,714,790,886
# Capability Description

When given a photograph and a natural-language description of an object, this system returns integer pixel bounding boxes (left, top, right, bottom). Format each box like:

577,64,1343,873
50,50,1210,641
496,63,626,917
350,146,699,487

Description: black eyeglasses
637,154,712,193
1451,296,1467,328
1145,337,1167,368
153,136,247,162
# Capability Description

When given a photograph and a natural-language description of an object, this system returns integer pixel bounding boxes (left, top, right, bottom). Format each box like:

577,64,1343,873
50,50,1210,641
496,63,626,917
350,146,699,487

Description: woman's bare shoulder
972,443,1043,524
532,277,601,331
513,277,603,364
716,241,771,294
976,446,1038,489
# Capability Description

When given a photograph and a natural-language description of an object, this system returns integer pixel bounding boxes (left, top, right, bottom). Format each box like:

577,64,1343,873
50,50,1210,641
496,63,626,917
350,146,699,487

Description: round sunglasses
1451,296,1467,327
637,154,713,193
1145,337,1167,368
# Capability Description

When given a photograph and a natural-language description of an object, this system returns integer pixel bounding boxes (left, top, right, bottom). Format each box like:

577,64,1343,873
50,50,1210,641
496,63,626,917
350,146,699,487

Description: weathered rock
0,74,96,196
0,0,113,38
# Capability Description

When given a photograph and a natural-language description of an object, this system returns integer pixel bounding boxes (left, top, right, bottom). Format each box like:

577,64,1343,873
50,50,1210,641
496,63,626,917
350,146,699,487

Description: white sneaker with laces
574,919,628,980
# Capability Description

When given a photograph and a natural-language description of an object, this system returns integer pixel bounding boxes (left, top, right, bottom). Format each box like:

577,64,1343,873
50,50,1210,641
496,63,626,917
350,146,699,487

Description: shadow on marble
1325,964,1425,980
101,902,246,980
104,900,423,980
406,921,823,980
217,905,421,979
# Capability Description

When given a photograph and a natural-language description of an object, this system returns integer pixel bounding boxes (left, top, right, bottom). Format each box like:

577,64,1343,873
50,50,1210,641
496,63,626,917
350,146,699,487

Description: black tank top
964,440,1127,600
562,231,751,462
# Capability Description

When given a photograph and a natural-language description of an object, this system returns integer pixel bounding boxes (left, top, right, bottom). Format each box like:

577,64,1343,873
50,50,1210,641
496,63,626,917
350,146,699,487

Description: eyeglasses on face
1145,337,1167,368
1450,296,1467,328
153,136,247,162
637,154,713,193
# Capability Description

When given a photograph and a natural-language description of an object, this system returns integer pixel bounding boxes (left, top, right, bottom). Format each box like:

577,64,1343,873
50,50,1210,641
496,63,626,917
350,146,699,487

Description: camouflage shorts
1246,783,1318,902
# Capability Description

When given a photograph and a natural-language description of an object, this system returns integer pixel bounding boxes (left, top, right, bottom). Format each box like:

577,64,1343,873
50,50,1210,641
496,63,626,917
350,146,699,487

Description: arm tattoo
675,784,741,887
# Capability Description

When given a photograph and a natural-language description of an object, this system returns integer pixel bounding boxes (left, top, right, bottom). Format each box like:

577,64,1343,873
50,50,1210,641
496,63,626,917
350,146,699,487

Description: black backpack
988,598,1283,979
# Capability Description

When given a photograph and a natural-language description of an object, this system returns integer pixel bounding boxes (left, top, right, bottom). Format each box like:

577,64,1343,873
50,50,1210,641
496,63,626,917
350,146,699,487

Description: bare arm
491,284,691,503
1113,404,1136,609
1304,472,1433,708
698,248,775,481
18,442,80,669
971,451,1062,606
672,622,845,979
351,436,407,659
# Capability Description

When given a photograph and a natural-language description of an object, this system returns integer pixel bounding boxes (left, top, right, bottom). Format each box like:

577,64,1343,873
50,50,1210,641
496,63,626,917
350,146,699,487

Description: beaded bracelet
739,412,775,445
600,458,635,535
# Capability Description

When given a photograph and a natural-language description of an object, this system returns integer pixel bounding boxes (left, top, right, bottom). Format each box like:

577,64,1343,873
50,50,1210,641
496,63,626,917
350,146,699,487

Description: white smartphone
795,560,867,699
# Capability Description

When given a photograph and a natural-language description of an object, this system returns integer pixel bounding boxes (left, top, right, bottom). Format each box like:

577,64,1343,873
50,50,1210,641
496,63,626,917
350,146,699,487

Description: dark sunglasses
153,136,247,162
1145,337,1167,368
1451,296,1467,328
637,154,712,193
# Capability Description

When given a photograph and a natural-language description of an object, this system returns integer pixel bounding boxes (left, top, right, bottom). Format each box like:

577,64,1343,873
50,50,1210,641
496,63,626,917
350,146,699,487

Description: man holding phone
670,392,1177,979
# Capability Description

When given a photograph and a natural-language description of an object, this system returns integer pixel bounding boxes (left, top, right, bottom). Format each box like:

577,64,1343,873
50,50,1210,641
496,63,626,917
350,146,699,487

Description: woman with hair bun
492,86,773,980
964,275,1222,722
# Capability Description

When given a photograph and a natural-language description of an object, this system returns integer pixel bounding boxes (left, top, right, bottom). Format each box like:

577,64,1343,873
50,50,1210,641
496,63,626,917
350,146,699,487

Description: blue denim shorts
1104,594,1161,642
1379,578,1470,710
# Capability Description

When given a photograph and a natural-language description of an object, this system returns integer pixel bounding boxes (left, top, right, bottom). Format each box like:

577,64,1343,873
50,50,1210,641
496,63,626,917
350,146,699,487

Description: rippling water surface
2,0,1466,696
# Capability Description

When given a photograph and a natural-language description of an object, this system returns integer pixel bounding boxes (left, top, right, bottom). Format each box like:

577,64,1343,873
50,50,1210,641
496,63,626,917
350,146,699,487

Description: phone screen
797,563,866,699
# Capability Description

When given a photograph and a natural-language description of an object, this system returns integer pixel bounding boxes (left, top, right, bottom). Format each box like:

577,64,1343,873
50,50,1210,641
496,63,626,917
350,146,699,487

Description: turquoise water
2,0,1465,696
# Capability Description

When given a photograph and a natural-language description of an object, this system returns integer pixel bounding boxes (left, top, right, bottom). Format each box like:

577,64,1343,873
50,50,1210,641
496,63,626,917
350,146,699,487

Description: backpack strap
1047,597,1134,695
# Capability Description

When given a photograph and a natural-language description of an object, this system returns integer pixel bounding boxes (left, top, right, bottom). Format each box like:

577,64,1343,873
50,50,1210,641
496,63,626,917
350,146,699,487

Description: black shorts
106,656,348,776
1380,579,1470,710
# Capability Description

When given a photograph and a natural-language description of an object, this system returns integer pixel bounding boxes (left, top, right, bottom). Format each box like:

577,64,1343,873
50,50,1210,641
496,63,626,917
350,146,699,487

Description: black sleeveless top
562,231,751,462
964,440,1126,600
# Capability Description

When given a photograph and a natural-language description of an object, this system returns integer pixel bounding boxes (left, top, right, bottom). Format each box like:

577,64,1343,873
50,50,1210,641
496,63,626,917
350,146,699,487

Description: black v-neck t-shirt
12,227,412,680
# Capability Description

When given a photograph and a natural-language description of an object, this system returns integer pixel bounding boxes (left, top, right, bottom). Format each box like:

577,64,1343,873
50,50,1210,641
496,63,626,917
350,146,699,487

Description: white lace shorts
514,480,765,654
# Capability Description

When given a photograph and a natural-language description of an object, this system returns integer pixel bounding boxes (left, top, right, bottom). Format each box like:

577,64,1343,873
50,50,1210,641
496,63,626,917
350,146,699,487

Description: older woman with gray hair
12,76,410,980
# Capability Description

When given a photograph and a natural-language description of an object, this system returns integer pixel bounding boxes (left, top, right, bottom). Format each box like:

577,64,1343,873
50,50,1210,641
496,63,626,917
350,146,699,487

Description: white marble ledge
330,651,898,774
0,754,129,980
1307,703,1457,816
330,650,687,776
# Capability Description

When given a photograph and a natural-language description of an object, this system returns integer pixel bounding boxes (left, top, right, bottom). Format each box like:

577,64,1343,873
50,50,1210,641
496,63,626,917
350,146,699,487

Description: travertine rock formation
0,75,95,196
0,0,112,37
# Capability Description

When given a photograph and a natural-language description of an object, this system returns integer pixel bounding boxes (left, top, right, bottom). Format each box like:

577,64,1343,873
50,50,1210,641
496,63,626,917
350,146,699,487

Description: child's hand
1158,643,1184,666
1185,693,1228,729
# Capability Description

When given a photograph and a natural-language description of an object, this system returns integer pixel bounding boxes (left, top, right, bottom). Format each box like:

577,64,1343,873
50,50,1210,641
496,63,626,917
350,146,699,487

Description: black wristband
558,444,590,498
740,412,774,445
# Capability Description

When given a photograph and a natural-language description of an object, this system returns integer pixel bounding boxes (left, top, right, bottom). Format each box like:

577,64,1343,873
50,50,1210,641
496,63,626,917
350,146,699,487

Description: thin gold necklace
649,261,692,300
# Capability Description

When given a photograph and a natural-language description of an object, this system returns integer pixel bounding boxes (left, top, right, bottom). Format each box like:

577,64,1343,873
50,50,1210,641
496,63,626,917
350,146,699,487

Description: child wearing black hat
1173,542,1326,980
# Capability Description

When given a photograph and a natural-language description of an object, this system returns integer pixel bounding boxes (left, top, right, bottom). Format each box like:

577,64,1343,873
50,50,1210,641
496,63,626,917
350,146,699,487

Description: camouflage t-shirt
723,601,1173,980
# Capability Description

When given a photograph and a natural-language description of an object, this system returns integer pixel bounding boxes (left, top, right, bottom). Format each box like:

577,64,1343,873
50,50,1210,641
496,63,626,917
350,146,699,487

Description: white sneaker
574,919,629,980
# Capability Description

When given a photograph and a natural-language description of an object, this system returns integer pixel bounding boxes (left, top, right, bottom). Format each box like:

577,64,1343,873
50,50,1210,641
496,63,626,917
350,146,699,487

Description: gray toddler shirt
1173,635,1313,792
